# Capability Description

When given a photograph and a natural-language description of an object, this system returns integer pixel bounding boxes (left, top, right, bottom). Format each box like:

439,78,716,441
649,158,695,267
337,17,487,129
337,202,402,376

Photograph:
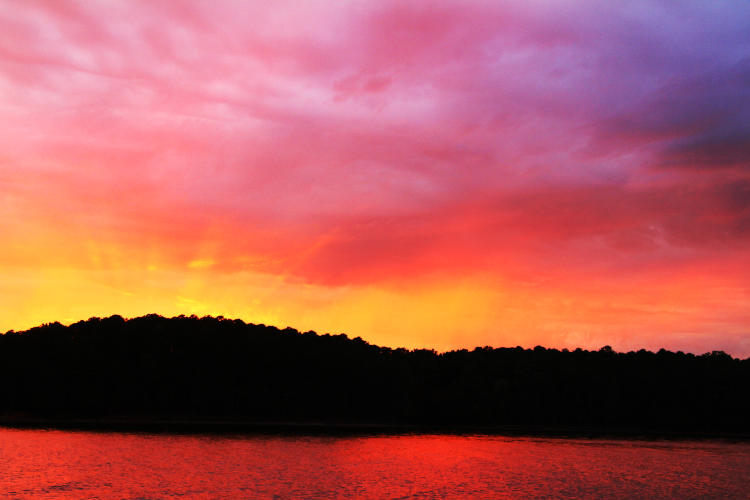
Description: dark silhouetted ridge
1,314,748,436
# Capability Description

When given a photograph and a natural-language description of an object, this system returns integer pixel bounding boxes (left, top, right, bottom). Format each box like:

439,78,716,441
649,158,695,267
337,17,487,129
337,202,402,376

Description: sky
1,0,749,356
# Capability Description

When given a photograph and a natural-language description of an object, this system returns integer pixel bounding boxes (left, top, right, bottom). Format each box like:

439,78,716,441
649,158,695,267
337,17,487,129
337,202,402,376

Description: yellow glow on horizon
1,219,748,354
2,259,748,356
187,259,216,270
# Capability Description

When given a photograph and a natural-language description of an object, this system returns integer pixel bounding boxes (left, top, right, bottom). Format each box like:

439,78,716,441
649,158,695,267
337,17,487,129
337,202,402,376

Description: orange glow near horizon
1,1,749,356
3,246,749,355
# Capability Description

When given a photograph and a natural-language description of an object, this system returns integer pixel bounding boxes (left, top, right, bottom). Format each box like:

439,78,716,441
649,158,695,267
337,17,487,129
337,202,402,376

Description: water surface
1,428,748,498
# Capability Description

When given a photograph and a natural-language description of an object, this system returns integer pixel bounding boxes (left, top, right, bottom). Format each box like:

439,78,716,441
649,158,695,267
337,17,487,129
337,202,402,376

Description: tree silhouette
0,314,748,435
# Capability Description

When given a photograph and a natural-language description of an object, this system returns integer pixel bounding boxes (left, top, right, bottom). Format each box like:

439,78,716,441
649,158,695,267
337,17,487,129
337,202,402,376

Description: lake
0,428,748,498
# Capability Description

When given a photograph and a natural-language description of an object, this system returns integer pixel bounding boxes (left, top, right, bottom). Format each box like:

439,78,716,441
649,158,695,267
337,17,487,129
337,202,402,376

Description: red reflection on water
0,429,748,498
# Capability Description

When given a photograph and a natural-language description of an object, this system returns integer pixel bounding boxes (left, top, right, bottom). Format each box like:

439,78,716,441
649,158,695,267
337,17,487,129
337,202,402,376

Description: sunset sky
1,1,749,356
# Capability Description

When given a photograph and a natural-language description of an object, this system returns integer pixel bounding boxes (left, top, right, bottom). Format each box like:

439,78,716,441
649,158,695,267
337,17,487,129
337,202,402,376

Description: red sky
2,1,749,356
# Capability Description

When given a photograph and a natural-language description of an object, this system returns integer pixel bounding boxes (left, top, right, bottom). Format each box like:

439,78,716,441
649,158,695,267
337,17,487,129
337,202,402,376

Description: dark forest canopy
1,314,748,434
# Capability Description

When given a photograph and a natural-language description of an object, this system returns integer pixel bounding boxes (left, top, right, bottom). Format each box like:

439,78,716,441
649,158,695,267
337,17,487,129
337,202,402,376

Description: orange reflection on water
1,429,748,498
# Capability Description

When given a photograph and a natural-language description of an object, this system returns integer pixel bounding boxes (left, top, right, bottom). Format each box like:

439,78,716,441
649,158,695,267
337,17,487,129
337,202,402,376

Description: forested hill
1,314,748,434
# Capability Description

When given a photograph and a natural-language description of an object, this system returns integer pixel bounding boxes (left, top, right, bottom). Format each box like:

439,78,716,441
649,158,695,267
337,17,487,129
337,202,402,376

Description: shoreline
1,415,748,441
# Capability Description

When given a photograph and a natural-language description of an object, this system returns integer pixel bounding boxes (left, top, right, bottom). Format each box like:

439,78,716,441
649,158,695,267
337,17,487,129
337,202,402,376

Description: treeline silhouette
1,314,748,434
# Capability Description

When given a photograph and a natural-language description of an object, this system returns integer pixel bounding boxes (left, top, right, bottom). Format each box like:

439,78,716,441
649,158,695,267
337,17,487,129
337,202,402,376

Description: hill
1,314,748,435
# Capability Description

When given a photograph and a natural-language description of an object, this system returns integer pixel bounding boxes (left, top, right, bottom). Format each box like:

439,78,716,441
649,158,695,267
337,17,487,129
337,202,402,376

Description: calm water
0,428,748,499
